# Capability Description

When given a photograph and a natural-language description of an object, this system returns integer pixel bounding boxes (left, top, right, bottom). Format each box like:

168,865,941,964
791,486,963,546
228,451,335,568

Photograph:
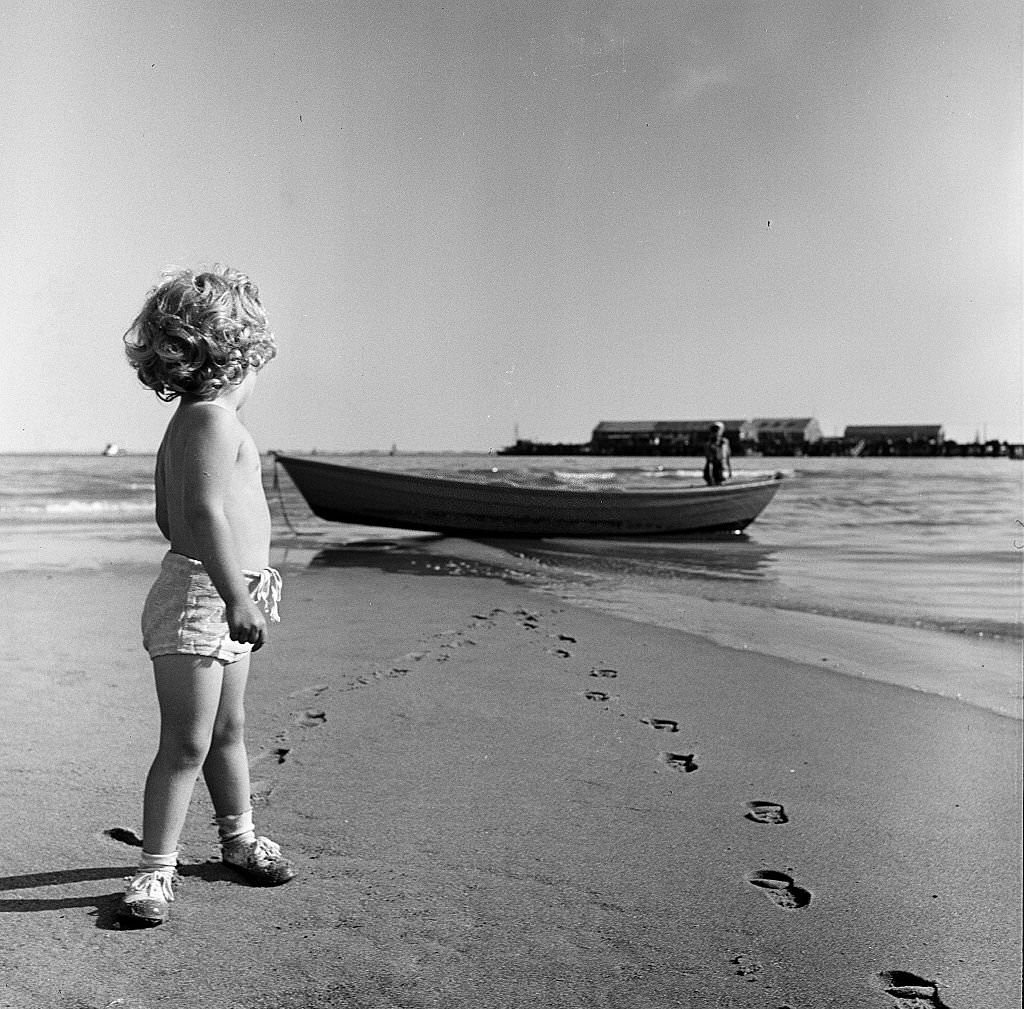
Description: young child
120,266,295,927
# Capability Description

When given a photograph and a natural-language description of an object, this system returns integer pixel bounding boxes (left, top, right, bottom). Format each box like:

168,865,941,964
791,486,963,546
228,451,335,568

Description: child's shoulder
169,401,243,442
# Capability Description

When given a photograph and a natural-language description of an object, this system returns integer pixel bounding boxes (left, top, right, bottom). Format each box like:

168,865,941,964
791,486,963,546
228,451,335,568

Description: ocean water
1,452,1021,644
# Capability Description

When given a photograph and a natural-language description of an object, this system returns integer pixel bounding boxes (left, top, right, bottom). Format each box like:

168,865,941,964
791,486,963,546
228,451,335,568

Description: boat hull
273,454,784,537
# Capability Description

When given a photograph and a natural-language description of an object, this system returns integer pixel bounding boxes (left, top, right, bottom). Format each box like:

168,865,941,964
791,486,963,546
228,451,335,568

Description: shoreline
544,583,1023,721
1,522,1020,720
277,534,1024,721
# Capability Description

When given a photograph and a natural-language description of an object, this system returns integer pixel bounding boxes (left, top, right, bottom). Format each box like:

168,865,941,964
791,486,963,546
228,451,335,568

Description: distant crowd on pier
500,418,1023,459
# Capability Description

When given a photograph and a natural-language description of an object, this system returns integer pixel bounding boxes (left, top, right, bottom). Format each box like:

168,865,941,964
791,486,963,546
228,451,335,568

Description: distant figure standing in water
119,265,295,927
703,422,732,486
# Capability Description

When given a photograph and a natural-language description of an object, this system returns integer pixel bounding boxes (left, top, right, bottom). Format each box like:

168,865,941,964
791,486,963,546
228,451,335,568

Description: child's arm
181,409,268,649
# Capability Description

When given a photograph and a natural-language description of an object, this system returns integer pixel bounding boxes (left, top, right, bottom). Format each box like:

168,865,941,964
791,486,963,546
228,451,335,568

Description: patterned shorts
141,551,282,663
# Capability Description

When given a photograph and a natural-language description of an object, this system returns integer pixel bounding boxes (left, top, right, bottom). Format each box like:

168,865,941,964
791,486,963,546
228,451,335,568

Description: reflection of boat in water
272,453,785,537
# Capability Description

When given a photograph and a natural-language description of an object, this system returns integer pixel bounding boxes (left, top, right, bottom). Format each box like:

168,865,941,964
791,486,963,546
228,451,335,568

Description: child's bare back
156,389,271,573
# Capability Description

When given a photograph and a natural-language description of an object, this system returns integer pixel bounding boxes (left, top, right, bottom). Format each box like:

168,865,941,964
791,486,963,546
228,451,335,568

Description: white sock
138,850,178,872
216,808,255,847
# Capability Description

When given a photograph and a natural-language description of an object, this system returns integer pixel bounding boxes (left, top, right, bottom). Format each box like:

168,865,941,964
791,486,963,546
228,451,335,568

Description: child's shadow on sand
0,863,234,930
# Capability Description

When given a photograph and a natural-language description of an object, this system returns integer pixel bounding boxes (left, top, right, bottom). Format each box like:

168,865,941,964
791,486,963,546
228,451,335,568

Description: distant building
743,418,822,455
843,425,944,456
591,420,745,455
653,420,746,454
590,421,663,454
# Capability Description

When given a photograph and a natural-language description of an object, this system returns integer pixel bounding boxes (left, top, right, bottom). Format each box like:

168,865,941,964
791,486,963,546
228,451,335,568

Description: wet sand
0,562,1020,1008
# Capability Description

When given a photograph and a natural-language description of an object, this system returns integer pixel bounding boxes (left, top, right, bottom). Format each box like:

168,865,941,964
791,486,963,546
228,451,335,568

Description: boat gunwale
271,452,785,502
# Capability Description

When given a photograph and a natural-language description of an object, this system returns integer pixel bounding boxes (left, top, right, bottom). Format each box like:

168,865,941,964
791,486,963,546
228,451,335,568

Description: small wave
1,499,153,518
647,468,703,479
553,470,618,481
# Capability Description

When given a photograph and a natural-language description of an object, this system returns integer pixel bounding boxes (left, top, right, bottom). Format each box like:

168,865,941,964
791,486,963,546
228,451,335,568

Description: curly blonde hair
124,265,277,401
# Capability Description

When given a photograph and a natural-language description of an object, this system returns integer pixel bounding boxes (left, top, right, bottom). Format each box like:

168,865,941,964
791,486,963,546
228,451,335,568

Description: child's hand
227,600,268,651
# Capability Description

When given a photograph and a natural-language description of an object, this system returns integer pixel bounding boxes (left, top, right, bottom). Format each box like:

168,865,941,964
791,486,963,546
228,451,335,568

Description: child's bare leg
142,654,225,856
201,654,297,885
202,654,252,820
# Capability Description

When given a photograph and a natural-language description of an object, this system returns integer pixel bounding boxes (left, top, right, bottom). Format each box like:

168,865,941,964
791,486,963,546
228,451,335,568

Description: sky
1,0,1020,453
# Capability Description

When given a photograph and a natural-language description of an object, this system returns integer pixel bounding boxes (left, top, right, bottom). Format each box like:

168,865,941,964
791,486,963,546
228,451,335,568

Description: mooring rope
271,456,313,537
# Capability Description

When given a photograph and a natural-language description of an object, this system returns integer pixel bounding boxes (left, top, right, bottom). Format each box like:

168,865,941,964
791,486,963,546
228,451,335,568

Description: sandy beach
0,559,1020,1009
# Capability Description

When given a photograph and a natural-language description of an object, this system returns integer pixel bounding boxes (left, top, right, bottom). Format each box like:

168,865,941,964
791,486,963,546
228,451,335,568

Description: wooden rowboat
273,453,785,537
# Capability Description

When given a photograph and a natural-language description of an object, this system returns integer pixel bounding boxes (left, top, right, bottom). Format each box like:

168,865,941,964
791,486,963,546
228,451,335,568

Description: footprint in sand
730,952,762,981
589,668,618,679
294,709,327,727
474,607,506,619
880,971,949,1008
250,739,291,769
584,690,610,702
440,636,477,650
288,683,329,700
661,752,698,773
104,827,143,848
549,647,573,658
745,800,789,824
641,717,679,733
250,779,274,804
746,869,812,909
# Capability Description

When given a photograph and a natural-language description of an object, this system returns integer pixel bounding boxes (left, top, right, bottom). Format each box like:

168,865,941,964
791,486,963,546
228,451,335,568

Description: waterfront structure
501,419,1017,458
591,418,821,456
843,425,944,456
743,417,822,455
591,420,746,455
498,438,587,456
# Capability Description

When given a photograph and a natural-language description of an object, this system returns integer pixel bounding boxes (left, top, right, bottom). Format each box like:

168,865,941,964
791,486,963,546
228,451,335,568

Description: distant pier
500,419,1022,459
